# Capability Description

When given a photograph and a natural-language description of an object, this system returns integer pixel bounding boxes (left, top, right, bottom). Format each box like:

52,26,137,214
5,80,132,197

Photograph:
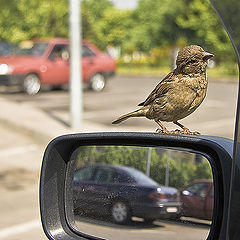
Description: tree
75,146,212,189
96,8,135,51
127,0,185,52
81,0,114,49
176,0,236,64
0,0,68,43
81,0,113,21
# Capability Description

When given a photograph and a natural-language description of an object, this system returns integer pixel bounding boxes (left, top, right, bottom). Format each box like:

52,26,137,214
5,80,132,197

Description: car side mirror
182,190,192,196
40,132,233,240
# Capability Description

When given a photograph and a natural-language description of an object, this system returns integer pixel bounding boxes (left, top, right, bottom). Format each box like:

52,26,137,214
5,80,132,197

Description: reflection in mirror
67,145,214,240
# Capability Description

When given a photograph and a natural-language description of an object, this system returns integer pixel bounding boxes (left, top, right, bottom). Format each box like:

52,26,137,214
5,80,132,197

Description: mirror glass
68,145,213,240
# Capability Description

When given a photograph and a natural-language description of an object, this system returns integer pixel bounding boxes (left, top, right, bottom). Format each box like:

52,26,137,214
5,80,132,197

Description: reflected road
75,216,210,240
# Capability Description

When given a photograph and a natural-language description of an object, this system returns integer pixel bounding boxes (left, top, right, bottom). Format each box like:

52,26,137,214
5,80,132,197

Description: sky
111,0,139,9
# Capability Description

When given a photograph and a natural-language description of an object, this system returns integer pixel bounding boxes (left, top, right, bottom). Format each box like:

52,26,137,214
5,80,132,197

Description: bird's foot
156,128,183,135
176,128,200,135
173,121,200,135
156,128,164,134
156,128,200,135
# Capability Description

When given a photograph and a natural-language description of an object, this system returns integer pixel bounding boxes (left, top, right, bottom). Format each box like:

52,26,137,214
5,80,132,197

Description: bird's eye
188,59,197,64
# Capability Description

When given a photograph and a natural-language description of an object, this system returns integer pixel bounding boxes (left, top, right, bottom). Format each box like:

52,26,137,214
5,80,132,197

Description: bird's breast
146,74,208,122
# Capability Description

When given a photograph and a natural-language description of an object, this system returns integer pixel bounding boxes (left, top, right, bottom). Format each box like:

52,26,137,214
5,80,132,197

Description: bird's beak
203,52,214,61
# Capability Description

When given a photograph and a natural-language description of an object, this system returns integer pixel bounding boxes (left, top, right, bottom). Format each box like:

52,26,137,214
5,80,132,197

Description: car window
74,166,95,182
118,171,136,184
49,44,69,60
0,42,16,56
82,45,96,57
210,185,214,197
94,167,119,183
186,182,209,195
123,167,158,186
16,42,48,56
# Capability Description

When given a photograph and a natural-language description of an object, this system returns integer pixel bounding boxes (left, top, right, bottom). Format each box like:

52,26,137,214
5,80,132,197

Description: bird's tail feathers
112,108,146,124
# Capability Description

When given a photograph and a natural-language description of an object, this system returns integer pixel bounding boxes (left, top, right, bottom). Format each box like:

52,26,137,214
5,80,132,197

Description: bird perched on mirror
112,45,214,135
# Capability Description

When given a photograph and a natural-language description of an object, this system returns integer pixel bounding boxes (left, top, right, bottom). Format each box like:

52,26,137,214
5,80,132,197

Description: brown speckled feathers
112,45,214,135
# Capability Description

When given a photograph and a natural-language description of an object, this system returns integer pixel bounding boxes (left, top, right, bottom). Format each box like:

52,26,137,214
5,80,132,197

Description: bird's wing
138,71,176,106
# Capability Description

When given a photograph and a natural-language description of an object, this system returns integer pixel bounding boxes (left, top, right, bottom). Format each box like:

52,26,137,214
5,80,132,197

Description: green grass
117,65,171,76
117,65,238,82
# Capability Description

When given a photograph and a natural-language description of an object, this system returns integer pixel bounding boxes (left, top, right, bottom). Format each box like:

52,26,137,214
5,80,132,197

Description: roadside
0,74,237,146
0,96,117,146
0,94,145,147
0,75,237,240
117,67,238,83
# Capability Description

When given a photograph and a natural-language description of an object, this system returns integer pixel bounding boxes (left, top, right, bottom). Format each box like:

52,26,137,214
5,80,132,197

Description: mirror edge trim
40,132,233,240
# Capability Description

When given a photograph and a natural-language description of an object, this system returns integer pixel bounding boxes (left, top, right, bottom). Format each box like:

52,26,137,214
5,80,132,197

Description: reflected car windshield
123,167,158,186
186,182,209,194
15,42,48,56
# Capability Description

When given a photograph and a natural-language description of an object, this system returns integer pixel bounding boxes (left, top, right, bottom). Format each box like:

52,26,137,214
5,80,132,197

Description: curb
0,97,70,145
0,97,149,146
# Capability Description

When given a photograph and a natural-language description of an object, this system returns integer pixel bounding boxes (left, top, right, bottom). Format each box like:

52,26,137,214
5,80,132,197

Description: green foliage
81,0,114,49
0,0,68,42
75,146,212,189
0,0,237,73
81,0,113,21
176,0,236,64
95,8,135,50
127,0,185,52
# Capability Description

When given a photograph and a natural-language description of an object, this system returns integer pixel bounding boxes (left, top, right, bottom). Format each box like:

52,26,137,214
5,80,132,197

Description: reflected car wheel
111,201,131,224
144,218,156,224
89,73,106,92
23,73,41,95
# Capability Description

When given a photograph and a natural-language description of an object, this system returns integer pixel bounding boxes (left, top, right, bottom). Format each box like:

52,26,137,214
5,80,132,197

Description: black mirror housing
40,132,233,240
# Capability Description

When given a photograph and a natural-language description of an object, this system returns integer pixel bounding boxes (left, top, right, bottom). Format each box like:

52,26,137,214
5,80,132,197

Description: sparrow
112,45,214,135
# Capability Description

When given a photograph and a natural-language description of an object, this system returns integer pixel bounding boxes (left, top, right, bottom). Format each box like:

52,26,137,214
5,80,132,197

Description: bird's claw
156,128,164,134
156,128,181,135
156,128,200,135
179,128,200,135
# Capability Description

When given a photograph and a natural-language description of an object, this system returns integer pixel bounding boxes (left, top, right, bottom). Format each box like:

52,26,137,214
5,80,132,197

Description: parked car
0,38,116,94
180,179,213,220
73,163,182,224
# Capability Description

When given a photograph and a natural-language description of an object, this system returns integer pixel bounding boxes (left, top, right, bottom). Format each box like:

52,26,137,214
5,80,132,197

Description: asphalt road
0,75,237,240
0,75,238,139
0,125,47,240
0,125,211,240
75,216,210,240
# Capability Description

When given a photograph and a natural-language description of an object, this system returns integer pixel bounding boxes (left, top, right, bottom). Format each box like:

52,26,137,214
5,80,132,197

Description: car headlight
0,64,13,75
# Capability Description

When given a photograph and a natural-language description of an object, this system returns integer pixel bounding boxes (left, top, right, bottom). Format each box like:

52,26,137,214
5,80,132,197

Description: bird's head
176,45,214,75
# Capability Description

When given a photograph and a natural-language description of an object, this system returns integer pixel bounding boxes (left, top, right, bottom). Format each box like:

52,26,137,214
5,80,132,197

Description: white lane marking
0,144,38,157
0,219,40,239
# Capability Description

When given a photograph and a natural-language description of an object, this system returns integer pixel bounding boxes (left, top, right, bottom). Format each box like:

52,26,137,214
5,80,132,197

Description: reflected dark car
73,164,182,224
180,179,213,220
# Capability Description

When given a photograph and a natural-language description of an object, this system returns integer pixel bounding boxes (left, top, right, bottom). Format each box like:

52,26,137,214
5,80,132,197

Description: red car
0,38,116,94
180,179,213,220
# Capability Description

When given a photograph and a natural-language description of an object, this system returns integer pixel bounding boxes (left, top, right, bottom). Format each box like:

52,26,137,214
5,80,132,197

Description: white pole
146,147,152,176
69,0,82,129
165,150,170,186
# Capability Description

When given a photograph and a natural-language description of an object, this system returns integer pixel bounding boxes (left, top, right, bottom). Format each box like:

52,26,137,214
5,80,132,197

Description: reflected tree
75,146,212,189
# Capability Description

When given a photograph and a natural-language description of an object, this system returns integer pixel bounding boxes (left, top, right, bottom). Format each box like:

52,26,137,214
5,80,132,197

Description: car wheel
23,73,41,95
111,200,131,224
172,213,182,221
144,218,156,224
89,73,106,92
